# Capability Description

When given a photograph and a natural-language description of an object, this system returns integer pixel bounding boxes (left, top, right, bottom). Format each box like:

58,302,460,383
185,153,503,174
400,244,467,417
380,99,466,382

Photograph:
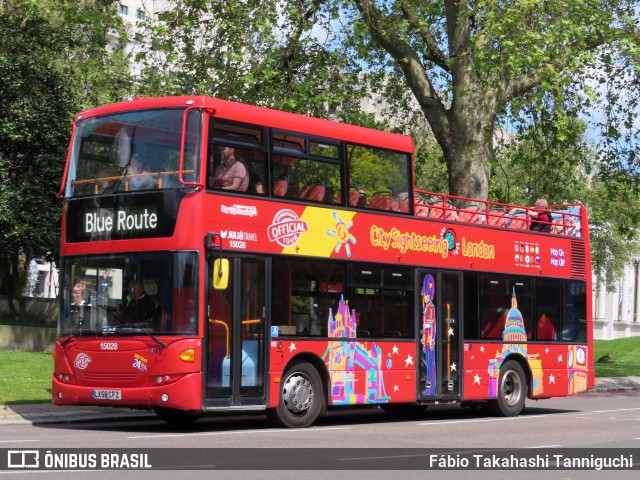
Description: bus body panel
462,342,591,401
64,192,586,279
269,339,417,408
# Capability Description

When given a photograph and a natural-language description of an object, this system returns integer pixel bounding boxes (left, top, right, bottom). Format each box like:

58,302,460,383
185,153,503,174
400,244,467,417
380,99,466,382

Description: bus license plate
92,389,122,400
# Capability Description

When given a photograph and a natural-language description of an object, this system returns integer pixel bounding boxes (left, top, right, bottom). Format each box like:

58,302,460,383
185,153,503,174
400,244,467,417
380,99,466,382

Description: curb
0,407,155,426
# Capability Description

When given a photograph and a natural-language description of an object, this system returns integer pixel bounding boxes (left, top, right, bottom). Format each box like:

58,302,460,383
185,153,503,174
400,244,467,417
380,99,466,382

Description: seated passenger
248,171,264,194
509,198,552,232
70,283,90,328
211,146,248,191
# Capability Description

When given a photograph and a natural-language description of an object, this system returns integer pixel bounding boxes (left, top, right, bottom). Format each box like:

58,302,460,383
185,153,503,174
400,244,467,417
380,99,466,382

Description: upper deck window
271,130,342,204
207,119,266,195
66,108,200,197
347,144,410,213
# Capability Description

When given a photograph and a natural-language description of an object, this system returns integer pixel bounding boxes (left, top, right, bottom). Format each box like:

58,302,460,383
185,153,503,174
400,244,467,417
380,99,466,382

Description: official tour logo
74,352,92,370
268,209,308,247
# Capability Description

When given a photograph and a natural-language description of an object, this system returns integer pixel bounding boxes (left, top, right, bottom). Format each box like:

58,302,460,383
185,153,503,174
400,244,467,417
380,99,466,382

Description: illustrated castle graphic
322,296,390,405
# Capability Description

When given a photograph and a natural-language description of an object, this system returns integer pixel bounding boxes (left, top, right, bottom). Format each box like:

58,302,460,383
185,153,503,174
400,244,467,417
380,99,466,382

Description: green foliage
414,136,448,194
0,1,76,259
0,0,131,313
136,0,363,116
0,351,52,405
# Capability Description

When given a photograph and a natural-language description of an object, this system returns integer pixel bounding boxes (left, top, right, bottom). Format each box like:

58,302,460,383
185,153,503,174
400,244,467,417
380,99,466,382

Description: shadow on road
32,401,582,435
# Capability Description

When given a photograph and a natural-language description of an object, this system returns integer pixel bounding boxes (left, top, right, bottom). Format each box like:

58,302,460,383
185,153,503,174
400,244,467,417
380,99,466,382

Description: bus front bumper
51,372,202,411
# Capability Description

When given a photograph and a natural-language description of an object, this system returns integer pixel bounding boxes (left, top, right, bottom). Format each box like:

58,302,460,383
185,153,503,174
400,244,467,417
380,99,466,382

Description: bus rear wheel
267,361,324,428
490,360,527,417
154,407,201,425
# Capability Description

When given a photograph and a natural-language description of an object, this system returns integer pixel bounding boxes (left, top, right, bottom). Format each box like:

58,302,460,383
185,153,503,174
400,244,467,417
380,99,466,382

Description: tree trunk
1,252,19,319
446,138,491,201
18,254,30,321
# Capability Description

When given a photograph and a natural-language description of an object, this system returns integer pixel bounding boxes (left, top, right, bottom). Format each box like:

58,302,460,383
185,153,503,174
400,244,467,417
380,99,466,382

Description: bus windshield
66,108,201,197
59,251,198,336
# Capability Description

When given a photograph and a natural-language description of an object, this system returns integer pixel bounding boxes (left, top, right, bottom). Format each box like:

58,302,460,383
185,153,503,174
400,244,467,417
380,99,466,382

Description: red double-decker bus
52,96,593,427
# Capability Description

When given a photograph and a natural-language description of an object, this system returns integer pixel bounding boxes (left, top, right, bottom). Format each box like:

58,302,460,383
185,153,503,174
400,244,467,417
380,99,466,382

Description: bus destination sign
65,192,181,242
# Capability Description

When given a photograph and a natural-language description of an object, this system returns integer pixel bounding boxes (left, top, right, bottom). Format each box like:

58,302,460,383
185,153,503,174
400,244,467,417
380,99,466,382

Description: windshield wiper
60,329,100,347
104,324,167,349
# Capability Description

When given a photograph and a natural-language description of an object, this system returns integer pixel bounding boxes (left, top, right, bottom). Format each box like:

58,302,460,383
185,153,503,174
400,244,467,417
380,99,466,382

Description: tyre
267,361,325,428
489,360,527,417
154,407,201,425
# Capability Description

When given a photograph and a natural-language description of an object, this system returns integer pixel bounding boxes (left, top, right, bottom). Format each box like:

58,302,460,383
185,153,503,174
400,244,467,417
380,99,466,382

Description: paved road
1,377,639,479
1,388,639,479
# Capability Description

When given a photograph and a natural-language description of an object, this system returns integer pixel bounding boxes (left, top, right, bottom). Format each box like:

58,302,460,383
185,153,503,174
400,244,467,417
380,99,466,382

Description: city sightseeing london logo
74,353,92,370
268,209,308,247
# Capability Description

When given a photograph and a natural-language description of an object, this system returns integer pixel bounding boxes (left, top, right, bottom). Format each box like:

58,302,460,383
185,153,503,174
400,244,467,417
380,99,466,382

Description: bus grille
571,240,586,278
82,372,139,383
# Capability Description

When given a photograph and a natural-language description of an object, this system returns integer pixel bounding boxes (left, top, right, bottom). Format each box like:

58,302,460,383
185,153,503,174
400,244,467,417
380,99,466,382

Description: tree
135,0,364,116
140,1,639,198
348,0,639,199
0,0,130,319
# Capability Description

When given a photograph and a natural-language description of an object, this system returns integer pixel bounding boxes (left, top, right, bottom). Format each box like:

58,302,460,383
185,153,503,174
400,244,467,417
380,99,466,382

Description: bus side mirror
213,258,229,290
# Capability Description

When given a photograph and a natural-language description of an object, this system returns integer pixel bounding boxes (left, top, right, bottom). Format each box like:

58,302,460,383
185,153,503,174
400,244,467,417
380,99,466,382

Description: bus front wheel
490,360,527,417
267,361,324,428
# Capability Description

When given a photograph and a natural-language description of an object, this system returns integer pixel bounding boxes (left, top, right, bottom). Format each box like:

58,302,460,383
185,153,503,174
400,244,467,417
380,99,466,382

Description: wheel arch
502,353,532,397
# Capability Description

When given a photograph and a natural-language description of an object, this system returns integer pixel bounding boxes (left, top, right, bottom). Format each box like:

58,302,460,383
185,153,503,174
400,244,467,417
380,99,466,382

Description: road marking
417,415,549,426
590,407,640,413
128,425,350,439
0,470,108,475
0,439,39,444
339,453,429,461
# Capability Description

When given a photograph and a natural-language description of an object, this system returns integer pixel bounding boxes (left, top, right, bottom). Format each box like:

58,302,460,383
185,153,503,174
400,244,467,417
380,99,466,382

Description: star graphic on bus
327,211,357,257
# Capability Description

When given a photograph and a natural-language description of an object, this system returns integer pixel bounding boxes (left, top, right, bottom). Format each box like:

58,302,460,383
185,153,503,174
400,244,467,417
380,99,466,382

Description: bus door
206,257,266,407
417,270,462,401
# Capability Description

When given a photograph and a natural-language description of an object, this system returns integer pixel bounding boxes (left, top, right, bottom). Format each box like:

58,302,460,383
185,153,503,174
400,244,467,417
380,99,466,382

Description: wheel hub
501,370,522,407
282,373,314,415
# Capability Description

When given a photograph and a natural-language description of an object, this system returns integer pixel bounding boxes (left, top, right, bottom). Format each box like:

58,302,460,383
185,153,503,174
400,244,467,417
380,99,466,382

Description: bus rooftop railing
414,189,583,237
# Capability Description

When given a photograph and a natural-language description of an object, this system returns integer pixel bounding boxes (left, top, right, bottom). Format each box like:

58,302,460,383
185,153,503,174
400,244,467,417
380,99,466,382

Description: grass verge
594,336,640,377
0,351,52,405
